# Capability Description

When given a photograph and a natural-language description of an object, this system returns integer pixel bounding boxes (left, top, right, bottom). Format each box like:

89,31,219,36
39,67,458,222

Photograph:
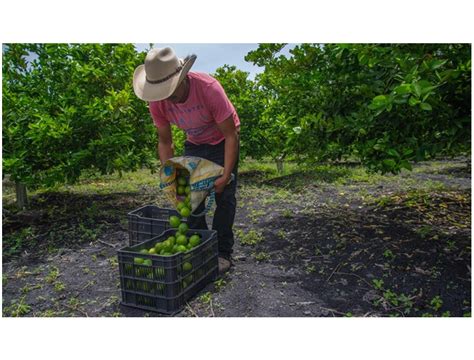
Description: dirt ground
2,158,471,317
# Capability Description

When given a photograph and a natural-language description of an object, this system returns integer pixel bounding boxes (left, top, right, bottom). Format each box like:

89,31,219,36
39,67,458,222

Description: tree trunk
276,157,284,175
15,182,28,209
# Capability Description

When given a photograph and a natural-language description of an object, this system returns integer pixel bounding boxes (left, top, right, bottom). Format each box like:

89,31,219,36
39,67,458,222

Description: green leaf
386,149,400,158
403,148,414,157
411,82,422,98
393,84,411,95
408,96,420,106
400,160,412,171
420,102,432,111
382,159,397,168
358,53,368,65
368,95,388,110
430,59,447,70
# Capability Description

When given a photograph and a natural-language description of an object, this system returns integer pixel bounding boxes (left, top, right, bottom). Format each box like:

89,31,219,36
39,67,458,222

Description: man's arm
157,123,174,165
214,116,239,193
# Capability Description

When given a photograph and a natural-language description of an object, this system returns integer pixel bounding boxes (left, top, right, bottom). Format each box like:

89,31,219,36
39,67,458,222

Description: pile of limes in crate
132,219,202,262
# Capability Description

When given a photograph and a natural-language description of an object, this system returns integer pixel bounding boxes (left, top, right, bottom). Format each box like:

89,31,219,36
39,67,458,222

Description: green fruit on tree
169,215,181,228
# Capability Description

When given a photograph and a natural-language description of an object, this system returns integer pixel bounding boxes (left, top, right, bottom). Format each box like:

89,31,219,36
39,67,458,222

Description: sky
135,43,297,79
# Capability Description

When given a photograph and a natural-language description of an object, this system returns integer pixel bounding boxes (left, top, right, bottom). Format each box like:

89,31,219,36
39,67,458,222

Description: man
133,47,240,273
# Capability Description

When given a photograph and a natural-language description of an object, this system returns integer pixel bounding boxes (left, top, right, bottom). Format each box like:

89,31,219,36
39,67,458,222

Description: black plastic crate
127,205,188,246
118,229,218,315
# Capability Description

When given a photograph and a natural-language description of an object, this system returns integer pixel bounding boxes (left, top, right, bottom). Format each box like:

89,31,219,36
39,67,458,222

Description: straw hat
133,47,196,101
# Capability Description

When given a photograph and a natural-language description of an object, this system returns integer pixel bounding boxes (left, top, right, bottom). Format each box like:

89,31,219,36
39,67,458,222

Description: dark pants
184,139,239,259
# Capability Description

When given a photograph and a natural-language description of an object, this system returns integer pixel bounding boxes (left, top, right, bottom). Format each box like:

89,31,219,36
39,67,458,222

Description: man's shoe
218,257,232,274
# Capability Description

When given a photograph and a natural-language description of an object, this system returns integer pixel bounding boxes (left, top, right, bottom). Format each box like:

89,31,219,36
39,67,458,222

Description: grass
3,296,31,317
235,228,264,246
253,251,271,262
2,167,161,205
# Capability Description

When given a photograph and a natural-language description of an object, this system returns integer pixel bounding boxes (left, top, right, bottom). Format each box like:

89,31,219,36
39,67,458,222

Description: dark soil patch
256,190,471,316
2,191,163,263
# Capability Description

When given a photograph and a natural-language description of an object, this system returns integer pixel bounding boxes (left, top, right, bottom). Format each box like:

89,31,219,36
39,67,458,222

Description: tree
245,43,471,173
2,44,157,207
212,65,267,161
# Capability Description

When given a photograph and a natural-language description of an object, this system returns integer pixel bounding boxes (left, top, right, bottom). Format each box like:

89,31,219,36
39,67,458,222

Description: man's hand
214,175,230,194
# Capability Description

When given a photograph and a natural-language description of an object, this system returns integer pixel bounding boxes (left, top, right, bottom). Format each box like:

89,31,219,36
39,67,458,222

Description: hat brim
133,55,196,102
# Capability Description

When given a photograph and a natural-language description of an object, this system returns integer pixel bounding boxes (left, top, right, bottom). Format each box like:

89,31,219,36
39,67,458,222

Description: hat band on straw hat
146,65,183,84
145,54,196,85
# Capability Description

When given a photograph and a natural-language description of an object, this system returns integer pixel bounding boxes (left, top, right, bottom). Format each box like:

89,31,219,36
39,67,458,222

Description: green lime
169,215,181,228
178,176,187,186
176,234,188,246
161,239,172,252
189,234,201,247
155,267,165,277
177,185,185,195
124,264,133,273
134,257,144,265
143,259,152,266
183,262,193,272
177,245,188,253
178,223,189,235
168,236,176,247
148,248,157,254
185,185,191,195
177,202,185,211
180,207,191,218
154,242,163,252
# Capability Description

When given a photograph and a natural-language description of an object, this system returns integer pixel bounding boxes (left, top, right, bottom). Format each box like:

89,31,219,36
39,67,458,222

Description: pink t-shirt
149,72,240,145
